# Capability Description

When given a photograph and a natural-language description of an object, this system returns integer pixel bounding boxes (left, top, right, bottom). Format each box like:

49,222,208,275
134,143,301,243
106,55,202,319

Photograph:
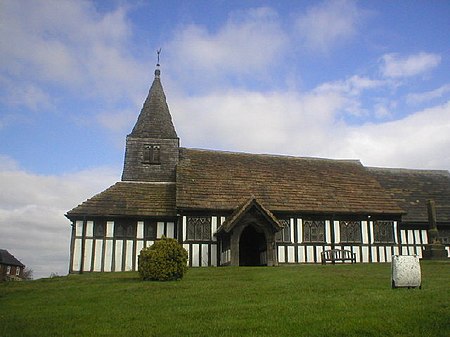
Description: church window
94,221,105,237
303,220,325,242
339,221,362,243
6,266,11,275
15,267,20,276
373,221,395,243
114,221,136,238
144,221,156,240
276,219,291,242
186,217,211,241
143,144,161,164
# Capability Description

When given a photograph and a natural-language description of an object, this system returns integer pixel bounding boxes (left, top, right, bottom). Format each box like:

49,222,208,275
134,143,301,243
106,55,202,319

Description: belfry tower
121,65,179,182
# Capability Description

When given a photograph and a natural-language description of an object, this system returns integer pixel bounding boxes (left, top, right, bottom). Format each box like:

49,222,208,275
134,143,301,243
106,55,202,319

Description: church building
66,66,450,273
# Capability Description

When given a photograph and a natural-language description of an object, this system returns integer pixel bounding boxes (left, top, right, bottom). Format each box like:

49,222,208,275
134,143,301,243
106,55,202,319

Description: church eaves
129,68,178,139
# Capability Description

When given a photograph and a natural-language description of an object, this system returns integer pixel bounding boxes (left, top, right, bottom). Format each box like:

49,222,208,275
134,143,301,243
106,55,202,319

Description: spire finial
155,48,161,78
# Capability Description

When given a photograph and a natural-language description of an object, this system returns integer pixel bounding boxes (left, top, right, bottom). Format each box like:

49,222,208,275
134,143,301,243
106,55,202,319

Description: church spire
129,53,177,139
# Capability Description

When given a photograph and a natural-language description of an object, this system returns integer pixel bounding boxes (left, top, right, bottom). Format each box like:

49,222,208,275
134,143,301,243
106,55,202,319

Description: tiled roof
129,69,178,139
0,249,24,267
368,167,450,223
176,148,404,215
66,182,177,218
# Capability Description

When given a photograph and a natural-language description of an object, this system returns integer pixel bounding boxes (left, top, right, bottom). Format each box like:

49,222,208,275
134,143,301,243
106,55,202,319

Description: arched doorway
239,225,267,266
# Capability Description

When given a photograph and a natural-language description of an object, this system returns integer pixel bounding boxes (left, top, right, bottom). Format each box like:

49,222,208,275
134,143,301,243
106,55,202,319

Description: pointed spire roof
129,67,178,139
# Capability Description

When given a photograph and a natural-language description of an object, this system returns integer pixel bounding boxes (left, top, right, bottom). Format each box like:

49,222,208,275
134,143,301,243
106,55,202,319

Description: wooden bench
321,249,356,264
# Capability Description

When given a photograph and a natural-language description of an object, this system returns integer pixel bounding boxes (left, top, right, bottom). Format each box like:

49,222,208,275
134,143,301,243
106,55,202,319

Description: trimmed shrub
138,237,188,281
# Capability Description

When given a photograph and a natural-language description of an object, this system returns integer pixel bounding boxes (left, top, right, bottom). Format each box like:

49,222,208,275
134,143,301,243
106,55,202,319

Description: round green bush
138,237,188,281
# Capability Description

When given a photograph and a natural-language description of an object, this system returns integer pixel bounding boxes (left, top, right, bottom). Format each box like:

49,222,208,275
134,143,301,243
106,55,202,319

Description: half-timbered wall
71,219,176,273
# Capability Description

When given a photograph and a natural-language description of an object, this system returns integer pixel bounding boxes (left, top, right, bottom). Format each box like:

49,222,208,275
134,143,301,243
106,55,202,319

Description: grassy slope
1,262,449,337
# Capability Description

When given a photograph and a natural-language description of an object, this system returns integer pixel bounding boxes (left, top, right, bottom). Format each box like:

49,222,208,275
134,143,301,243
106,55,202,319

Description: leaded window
186,216,211,241
143,144,160,164
114,221,136,238
339,221,362,243
94,221,105,237
303,220,325,242
144,221,156,240
373,221,394,243
276,219,291,242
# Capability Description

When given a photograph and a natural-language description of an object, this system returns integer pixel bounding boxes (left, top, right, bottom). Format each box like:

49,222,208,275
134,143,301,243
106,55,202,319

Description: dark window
439,229,450,244
143,144,161,164
373,221,394,243
276,219,291,242
186,217,211,241
94,221,105,237
144,221,156,240
339,221,362,243
303,220,325,242
114,221,136,238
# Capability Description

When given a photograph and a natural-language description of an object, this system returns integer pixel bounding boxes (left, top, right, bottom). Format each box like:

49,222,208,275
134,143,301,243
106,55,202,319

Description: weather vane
157,48,161,66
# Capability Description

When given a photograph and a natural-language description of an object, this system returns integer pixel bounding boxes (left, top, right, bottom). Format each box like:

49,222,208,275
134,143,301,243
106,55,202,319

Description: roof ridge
368,166,450,176
181,147,361,164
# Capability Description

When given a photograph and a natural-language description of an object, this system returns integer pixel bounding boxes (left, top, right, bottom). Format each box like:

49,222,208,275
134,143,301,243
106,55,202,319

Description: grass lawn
1,261,449,337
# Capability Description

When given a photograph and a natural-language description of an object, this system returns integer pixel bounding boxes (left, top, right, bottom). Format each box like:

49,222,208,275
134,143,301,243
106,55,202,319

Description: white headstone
391,255,421,289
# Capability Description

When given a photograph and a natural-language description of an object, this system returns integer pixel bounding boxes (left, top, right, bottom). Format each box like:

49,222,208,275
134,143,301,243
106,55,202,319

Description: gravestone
391,255,421,289
422,200,448,260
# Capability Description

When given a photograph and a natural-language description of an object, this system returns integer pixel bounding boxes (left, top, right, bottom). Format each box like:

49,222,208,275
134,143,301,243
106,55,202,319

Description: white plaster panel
421,230,428,244
115,240,123,271
392,255,421,288
290,219,295,244
211,244,217,266
72,239,82,271
288,246,295,263
146,240,154,248
307,246,314,263
362,246,369,263
369,221,375,244
296,219,302,243
361,221,369,244
106,221,114,238
278,246,285,263
393,222,398,244
137,221,144,239
414,230,421,245
316,246,323,263
157,222,165,238
125,240,133,271
333,221,340,244
201,244,209,267
86,221,94,237
83,239,93,271
183,244,190,265
182,216,187,241
104,240,113,272
371,246,378,262
408,246,415,255
93,240,103,272
393,246,399,257
136,240,144,269
401,246,408,255
408,230,414,245
379,247,385,263
212,217,217,241
220,216,226,225
192,244,200,267
298,246,305,263
354,248,360,263
386,249,392,263
325,220,332,244
401,230,407,244
166,222,174,238
75,221,83,237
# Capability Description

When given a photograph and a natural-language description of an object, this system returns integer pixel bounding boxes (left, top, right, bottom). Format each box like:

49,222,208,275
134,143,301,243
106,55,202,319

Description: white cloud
406,84,450,105
0,160,119,279
295,0,362,52
380,52,441,78
0,0,147,105
166,7,287,86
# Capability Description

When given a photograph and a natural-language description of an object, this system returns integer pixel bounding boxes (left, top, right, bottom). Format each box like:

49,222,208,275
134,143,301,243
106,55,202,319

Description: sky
1,0,450,279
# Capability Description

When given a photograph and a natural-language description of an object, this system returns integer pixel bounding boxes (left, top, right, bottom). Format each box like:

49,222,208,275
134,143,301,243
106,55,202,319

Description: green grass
1,261,449,337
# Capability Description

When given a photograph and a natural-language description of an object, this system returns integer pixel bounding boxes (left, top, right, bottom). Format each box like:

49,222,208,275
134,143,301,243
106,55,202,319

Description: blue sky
1,0,450,278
